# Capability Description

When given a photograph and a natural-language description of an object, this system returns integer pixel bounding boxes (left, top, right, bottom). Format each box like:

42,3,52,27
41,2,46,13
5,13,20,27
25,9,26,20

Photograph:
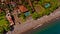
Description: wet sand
7,7,60,34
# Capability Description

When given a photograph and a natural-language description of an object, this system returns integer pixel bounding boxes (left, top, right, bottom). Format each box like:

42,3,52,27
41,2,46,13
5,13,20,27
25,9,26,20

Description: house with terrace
18,5,31,17
12,5,31,23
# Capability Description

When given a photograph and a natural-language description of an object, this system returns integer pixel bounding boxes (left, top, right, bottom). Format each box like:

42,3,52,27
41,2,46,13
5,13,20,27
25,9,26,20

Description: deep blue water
29,19,60,34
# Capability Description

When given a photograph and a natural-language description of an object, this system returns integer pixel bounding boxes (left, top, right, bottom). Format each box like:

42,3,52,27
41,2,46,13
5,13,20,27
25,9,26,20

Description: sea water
30,19,60,34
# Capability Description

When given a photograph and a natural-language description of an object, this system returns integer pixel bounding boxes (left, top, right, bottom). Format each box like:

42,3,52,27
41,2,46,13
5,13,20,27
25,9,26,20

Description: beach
7,7,60,34
22,18,60,34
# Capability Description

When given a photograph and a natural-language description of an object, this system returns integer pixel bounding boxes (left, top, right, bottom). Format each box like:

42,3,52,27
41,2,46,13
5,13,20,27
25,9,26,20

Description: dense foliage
32,0,60,19
32,12,40,19
18,0,60,20
0,11,10,34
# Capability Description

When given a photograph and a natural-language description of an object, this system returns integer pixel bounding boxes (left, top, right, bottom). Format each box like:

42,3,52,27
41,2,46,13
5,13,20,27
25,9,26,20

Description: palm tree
27,0,35,12
21,0,35,12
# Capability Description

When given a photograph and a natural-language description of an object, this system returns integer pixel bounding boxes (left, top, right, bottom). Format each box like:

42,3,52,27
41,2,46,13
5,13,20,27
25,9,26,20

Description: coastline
22,18,60,34
7,7,60,34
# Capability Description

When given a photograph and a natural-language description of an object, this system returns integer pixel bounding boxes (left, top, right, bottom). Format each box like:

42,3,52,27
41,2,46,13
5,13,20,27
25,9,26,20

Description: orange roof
18,5,28,12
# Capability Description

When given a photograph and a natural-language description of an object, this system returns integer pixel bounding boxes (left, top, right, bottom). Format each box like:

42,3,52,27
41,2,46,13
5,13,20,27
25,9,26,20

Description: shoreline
22,17,60,34
7,7,60,34
33,14,60,29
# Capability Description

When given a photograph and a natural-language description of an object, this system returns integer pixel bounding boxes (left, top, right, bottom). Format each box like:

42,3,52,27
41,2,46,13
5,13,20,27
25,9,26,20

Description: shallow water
40,20,60,34
30,19,60,34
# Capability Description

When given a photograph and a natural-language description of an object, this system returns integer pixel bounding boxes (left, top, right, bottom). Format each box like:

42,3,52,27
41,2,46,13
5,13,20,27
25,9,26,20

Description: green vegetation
32,12,40,20
19,13,26,22
0,26,4,34
19,0,60,20
32,0,60,19
0,11,10,34
20,13,26,19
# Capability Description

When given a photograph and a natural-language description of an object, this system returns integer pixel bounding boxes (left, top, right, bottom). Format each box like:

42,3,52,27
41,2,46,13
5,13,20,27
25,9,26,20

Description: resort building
18,5,28,13
18,5,31,17
5,9,14,26
6,13,14,26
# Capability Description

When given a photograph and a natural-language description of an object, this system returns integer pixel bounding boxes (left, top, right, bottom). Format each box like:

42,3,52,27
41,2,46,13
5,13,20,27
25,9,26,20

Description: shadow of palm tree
10,26,14,31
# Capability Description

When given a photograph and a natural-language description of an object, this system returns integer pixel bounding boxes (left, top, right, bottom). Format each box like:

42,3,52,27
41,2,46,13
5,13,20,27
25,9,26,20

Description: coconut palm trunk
12,9,21,24
27,0,35,11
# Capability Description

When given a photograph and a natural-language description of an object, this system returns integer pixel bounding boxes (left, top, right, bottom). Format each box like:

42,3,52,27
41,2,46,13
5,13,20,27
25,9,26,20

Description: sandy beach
7,7,60,34
22,17,60,34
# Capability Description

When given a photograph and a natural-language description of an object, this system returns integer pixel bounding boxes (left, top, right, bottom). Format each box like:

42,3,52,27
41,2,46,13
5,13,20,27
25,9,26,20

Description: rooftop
18,5,28,13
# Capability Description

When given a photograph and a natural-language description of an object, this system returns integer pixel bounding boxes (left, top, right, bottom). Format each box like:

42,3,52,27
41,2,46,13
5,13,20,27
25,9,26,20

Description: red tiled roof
18,5,28,12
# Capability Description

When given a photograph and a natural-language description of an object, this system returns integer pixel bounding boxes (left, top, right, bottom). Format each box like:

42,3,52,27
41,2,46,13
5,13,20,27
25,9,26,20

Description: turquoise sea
30,19,60,34
24,19,60,34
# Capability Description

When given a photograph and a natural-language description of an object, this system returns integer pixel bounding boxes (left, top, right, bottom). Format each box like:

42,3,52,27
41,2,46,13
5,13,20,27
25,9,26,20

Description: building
6,13,14,26
18,5,28,13
18,5,31,17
